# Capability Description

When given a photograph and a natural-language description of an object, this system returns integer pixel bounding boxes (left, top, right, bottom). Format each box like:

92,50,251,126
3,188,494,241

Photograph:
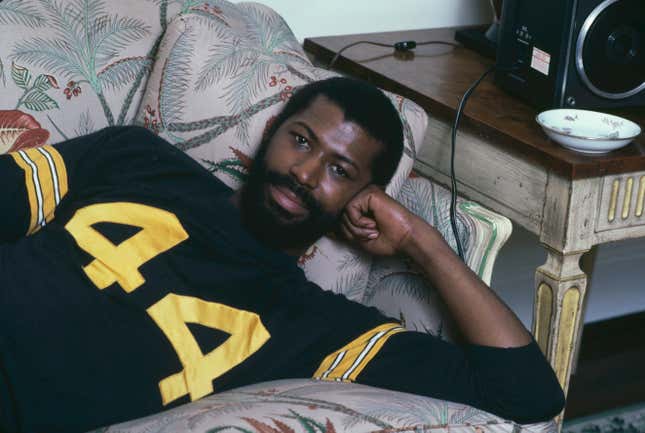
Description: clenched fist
340,185,425,257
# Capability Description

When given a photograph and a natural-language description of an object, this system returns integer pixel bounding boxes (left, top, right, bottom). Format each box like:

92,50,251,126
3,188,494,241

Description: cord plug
394,41,417,51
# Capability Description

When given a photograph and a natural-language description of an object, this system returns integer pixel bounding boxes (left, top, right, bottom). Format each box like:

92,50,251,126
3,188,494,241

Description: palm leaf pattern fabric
0,0,184,143
193,3,310,144
143,3,312,151
11,0,152,125
0,0,45,27
93,379,555,433
158,17,196,129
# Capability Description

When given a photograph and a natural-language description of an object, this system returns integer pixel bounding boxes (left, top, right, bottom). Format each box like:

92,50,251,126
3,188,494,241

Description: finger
342,214,379,240
341,223,378,244
339,220,357,243
345,201,377,228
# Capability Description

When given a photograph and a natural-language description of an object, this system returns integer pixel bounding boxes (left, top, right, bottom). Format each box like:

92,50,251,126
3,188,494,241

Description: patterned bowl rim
535,109,642,142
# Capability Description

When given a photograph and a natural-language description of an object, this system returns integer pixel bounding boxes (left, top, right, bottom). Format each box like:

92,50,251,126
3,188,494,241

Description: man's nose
290,154,322,189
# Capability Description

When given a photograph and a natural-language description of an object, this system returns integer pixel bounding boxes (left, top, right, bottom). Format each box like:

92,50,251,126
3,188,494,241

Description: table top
304,28,645,180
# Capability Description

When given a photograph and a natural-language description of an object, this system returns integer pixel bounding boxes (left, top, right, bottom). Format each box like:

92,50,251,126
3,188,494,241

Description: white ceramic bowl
536,109,642,154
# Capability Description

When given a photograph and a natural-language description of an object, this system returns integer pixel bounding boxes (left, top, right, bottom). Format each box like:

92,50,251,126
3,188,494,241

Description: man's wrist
399,215,444,262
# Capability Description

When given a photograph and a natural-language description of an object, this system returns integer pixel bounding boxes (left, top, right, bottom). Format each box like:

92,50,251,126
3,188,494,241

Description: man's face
240,95,383,251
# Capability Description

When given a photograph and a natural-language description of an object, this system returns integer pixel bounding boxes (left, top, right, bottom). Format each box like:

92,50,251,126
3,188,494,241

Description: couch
0,1,556,432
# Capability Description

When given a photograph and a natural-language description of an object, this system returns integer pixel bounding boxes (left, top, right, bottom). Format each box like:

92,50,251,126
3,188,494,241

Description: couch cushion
0,0,185,148
135,2,428,301
94,378,557,433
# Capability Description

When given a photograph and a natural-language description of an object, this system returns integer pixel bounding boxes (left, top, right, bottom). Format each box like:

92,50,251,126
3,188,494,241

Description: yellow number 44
65,202,271,405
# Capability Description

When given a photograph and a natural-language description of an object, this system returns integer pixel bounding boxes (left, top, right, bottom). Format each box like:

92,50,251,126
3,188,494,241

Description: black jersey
0,127,564,432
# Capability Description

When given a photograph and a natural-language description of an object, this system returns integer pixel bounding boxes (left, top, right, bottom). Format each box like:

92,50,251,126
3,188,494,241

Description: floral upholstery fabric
0,0,249,146
94,379,556,433
0,0,170,148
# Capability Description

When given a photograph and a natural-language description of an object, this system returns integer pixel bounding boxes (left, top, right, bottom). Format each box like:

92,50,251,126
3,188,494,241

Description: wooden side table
305,28,645,422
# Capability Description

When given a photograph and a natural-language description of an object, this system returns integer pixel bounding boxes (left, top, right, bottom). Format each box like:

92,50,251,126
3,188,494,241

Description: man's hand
341,184,532,348
340,185,424,257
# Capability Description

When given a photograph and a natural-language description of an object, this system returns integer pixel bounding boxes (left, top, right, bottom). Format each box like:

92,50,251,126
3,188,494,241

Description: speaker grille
576,0,645,99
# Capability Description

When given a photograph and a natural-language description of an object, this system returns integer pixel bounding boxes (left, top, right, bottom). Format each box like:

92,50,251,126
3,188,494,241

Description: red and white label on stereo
530,47,551,76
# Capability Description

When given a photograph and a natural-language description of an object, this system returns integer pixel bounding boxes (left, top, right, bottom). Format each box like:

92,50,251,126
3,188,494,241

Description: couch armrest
363,175,512,340
458,198,513,285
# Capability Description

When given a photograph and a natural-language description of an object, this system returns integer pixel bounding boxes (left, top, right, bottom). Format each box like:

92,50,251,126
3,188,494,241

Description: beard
239,150,339,251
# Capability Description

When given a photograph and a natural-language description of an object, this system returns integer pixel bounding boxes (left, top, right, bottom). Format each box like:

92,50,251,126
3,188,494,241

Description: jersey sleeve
303,280,564,424
0,145,69,241
337,331,566,424
0,126,168,242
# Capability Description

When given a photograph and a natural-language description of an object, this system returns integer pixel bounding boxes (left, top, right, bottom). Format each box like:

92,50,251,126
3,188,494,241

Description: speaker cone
576,0,645,99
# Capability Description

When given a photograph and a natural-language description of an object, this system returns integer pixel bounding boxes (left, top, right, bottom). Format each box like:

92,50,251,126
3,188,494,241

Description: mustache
264,170,321,213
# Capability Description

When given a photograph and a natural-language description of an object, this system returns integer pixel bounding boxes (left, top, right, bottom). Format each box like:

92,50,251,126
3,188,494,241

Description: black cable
416,40,460,47
327,40,459,70
328,41,392,70
449,65,496,261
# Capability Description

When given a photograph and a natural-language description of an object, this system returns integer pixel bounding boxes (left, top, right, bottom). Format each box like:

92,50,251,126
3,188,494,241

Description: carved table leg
570,247,598,375
533,247,590,430
533,170,601,430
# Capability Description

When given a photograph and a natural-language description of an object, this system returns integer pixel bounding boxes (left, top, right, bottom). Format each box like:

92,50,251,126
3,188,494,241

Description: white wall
252,0,493,41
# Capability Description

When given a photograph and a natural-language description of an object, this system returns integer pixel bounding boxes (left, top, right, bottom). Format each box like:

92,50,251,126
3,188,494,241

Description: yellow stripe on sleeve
9,145,68,235
10,151,38,233
314,323,405,383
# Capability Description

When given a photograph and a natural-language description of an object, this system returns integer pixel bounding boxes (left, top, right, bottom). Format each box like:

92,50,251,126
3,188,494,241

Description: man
0,77,564,432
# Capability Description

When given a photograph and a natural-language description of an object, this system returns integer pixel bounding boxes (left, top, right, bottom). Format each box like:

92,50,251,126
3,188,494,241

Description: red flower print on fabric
63,81,82,100
143,104,160,134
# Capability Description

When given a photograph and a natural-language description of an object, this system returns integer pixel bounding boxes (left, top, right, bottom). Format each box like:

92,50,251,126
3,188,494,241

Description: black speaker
495,0,645,110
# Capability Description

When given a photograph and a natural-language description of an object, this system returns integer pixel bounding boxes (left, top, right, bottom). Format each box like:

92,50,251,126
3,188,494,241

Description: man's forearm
402,217,532,348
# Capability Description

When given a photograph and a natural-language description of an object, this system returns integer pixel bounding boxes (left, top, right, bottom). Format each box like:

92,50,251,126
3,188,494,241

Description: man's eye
295,134,309,148
331,164,349,178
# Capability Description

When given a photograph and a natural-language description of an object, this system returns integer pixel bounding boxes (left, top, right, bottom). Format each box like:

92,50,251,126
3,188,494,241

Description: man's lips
267,184,309,217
